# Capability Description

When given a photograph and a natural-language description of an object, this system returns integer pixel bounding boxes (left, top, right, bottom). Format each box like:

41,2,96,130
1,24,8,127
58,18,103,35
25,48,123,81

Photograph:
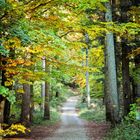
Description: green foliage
0,86,15,104
105,121,140,140
77,98,105,122
125,104,137,121
0,45,9,55
0,0,5,7
132,68,140,83
105,104,140,140
33,108,60,126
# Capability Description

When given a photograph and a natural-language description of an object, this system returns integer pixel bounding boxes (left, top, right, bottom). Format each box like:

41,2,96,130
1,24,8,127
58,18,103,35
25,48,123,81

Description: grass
33,108,60,126
76,98,106,122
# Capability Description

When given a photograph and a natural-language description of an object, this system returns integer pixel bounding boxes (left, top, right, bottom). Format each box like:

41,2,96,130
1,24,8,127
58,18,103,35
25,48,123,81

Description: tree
20,84,31,126
104,1,120,125
44,59,50,120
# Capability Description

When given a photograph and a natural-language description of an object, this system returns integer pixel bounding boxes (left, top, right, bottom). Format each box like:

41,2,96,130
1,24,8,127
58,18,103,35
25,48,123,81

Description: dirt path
44,96,89,140
4,96,110,140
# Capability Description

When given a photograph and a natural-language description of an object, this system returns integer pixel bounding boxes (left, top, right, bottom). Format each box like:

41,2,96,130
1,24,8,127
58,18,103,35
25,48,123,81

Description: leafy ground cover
76,97,110,140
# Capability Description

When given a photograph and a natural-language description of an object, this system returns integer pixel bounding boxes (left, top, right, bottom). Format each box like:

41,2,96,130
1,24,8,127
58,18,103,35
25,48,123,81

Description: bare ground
85,122,110,140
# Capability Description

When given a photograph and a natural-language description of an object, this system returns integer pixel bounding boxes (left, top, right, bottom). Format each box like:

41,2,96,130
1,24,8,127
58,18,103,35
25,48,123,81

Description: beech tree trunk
84,33,91,108
21,84,31,126
41,58,45,111
104,1,120,125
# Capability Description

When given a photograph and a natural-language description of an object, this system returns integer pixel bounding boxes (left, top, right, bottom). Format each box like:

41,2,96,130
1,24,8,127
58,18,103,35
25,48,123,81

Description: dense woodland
0,0,140,139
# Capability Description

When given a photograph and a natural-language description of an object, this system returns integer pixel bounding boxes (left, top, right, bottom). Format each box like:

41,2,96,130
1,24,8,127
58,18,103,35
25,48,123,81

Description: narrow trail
45,96,89,140
4,96,110,140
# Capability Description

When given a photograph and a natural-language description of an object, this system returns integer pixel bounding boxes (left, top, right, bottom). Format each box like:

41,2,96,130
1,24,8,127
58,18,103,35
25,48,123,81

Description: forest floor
4,96,110,140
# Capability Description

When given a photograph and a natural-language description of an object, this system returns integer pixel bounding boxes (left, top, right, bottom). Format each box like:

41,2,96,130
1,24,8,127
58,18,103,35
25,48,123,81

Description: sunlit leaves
0,86,15,104
0,123,29,137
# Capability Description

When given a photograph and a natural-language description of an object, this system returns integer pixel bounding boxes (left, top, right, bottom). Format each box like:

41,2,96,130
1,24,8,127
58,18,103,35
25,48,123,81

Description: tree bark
3,99,10,124
30,84,34,123
122,44,132,116
104,1,120,125
84,33,91,108
21,84,31,126
120,0,132,117
134,55,140,100
1,56,10,124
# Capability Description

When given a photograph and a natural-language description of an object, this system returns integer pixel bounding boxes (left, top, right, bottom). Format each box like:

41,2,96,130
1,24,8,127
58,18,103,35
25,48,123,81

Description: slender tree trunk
30,84,34,123
1,56,10,124
86,48,90,108
41,82,45,111
104,1,120,125
41,58,45,112
0,53,4,139
134,55,140,99
84,33,91,108
0,99,5,133
21,84,31,126
44,59,50,120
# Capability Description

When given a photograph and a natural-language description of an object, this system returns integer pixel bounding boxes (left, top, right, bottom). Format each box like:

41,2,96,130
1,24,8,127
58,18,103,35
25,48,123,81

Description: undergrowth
105,121,140,140
10,87,76,126
76,98,105,122
105,104,140,140
33,108,60,125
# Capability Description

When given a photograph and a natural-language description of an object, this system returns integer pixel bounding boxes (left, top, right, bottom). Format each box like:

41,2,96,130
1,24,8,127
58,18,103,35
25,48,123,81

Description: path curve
45,96,89,140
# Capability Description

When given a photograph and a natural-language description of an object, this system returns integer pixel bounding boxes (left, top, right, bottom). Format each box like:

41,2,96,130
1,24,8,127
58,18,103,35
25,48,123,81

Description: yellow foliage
5,81,13,86
4,37,21,50
74,74,86,88
16,88,24,94
128,47,140,58
0,123,30,137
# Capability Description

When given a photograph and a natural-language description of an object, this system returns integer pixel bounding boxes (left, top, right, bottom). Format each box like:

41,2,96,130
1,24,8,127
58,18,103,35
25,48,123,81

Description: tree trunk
104,1,120,125
120,0,132,117
41,58,45,111
134,55,140,100
41,82,45,111
30,84,34,123
55,91,59,98
84,33,91,108
1,56,10,124
44,59,50,120
21,84,31,126
3,99,10,124
122,44,132,116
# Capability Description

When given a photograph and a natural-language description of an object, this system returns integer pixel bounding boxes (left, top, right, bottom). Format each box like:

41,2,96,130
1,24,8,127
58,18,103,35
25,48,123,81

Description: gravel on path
44,96,89,140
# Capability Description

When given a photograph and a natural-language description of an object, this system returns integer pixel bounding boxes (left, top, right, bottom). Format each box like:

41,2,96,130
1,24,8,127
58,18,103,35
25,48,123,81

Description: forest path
44,96,89,140
4,96,110,140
